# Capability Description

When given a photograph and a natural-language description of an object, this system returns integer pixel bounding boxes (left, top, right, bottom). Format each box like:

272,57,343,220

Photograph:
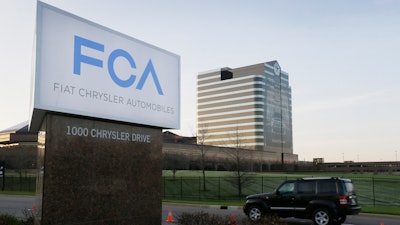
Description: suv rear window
317,180,337,194
344,181,355,193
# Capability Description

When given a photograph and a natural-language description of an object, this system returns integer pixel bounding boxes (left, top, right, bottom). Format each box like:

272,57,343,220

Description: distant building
197,61,296,162
313,158,325,165
2,123,399,173
0,123,286,172
0,122,38,170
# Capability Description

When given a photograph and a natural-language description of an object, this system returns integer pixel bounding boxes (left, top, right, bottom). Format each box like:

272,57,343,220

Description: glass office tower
197,61,293,160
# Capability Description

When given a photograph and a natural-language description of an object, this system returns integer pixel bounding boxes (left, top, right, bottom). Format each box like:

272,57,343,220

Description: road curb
164,202,242,210
359,212,400,219
163,202,400,219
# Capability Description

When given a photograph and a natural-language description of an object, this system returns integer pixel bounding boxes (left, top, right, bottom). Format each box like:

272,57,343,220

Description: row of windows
198,88,265,101
198,95,265,108
198,125,265,134
198,101,264,113
198,87,265,102
204,132,265,142
197,74,265,89
197,107,264,118
198,117,264,127
279,181,338,195
221,142,265,148
198,81,266,95
204,136,265,145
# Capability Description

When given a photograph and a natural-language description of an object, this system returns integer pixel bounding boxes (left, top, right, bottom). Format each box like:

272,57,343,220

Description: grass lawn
162,170,400,216
2,170,399,216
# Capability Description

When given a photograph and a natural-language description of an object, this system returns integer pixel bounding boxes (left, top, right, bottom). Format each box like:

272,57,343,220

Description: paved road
162,203,400,225
1,195,399,225
0,195,37,216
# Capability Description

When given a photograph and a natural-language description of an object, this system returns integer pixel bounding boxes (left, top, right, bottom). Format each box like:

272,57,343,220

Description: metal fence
2,175,399,207
0,176,36,192
162,176,400,206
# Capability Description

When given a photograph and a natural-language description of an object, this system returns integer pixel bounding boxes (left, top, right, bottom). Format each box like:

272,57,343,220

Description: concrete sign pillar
37,114,162,225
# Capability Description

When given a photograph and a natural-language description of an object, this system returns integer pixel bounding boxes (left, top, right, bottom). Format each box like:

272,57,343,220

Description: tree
163,153,188,179
196,124,210,191
223,126,256,198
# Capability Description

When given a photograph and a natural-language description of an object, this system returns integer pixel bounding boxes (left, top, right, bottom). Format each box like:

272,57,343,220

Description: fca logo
73,35,164,95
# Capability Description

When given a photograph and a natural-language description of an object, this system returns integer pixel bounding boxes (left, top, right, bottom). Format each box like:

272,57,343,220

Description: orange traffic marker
166,210,175,222
231,214,236,225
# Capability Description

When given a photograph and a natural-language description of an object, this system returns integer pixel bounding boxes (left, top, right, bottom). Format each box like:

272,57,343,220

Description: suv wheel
247,205,262,221
312,208,332,225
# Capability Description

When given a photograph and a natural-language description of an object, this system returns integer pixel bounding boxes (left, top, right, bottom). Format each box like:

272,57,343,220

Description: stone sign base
37,114,163,225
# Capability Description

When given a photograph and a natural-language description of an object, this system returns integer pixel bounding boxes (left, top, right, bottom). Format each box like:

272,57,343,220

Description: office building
197,61,294,161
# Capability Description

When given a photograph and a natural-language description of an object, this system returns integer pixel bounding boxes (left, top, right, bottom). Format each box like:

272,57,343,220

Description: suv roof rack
299,177,340,181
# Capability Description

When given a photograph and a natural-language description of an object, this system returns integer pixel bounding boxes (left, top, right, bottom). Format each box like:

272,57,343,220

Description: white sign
30,2,180,131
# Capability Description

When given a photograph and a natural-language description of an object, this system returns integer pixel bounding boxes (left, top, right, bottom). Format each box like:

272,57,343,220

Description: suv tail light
339,196,348,206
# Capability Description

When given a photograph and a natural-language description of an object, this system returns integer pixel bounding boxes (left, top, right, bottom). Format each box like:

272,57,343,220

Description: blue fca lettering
73,35,164,95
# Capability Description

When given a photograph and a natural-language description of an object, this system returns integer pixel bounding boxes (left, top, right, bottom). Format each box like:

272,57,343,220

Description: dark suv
243,177,361,225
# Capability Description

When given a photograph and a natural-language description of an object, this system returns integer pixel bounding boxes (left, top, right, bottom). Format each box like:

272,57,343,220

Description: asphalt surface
1,195,399,225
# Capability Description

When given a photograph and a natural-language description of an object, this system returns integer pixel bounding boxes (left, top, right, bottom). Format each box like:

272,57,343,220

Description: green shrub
21,209,37,225
0,214,21,225
177,211,230,225
20,216,36,225
0,212,37,225
176,211,287,225
239,216,288,225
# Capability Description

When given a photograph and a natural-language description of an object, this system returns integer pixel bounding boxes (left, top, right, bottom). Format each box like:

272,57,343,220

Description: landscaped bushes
0,213,36,225
176,211,287,225
177,211,230,225
0,214,20,225
239,216,287,225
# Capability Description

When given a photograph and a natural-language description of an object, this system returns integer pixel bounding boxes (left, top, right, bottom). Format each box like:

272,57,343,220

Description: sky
1,0,400,162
